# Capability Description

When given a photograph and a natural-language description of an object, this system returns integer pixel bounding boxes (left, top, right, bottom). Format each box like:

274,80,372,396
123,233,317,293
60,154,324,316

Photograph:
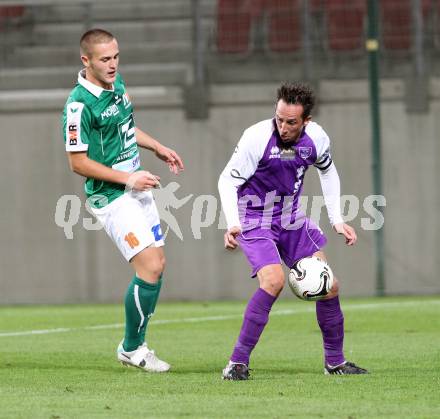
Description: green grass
1,296,439,418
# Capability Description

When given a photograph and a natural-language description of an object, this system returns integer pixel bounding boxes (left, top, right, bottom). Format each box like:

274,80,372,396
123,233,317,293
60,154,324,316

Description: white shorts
89,191,164,262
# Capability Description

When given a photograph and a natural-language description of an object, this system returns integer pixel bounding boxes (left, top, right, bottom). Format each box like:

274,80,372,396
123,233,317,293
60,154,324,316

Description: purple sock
316,296,345,366
230,288,277,365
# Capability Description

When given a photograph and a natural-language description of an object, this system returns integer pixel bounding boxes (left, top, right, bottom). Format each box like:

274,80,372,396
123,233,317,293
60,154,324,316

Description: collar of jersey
77,70,114,98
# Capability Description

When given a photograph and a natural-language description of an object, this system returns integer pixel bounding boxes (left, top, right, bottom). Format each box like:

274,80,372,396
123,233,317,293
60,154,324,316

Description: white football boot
117,341,170,373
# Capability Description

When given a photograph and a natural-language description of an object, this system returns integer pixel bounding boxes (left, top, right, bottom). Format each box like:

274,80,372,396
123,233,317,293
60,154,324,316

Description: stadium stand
0,5,25,24
216,0,253,53
267,0,302,52
380,0,431,51
216,0,317,54
325,0,365,51
0,1,216,90
0,0,438,89
267,0,321,53
435,0,440,50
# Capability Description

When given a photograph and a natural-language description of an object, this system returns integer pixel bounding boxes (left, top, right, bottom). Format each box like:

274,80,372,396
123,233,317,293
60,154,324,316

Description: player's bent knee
258,269,285,296
131,247,165,282
137,263,163,282
271,278,285,294
154,253,166,272
147,257,165,279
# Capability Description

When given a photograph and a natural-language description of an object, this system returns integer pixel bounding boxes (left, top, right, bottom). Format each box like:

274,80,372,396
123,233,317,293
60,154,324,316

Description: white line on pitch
0,300,438,338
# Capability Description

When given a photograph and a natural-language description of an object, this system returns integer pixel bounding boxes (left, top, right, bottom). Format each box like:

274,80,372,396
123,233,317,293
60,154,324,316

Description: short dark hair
80,28,115,57
276,82,315,119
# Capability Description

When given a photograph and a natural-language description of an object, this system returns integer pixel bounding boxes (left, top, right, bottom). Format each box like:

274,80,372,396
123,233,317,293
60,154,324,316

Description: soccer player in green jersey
62,29,184,372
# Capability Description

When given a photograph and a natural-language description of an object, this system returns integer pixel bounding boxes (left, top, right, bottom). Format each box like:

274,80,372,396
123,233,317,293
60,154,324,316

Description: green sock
123,275,163,352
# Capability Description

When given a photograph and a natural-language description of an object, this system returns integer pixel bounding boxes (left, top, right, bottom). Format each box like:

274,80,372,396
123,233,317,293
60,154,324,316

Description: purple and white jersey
219,119,340,231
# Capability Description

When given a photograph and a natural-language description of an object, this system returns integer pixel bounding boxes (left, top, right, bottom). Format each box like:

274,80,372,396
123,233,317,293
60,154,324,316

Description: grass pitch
0,296,439,418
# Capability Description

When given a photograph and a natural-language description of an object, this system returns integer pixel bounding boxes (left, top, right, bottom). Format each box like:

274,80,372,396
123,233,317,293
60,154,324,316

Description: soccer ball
288,256,334,301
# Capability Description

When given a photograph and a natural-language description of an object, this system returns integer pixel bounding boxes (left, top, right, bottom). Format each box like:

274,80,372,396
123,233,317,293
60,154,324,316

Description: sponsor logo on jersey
68,123,77,145
114,95,122,104
115,147,137,163
298,146,312,159
101,103,119,120
70,107,79,113
280,147,296,161
131,154,140,169
269,145,281,159
123,92,131,109
112,151,140,173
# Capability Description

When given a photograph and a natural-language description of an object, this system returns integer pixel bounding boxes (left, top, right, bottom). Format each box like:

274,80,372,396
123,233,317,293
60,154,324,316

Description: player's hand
126,170,160,191
224,226,242,250
154,144,184,175
333,222,357,246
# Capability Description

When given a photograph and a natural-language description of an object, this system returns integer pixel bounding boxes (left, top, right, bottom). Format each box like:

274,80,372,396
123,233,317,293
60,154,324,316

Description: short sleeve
63,101,92,152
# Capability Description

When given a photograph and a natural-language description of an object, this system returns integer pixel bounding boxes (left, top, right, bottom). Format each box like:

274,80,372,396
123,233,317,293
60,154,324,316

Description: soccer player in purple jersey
218,82,368,379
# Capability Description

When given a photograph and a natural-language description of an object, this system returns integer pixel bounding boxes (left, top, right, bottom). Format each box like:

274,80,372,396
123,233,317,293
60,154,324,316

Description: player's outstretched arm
67,152,160,190
135,127,184,174
333,222,357,246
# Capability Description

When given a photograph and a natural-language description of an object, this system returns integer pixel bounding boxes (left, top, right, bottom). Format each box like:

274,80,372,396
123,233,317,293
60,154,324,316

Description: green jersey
62,70,141,208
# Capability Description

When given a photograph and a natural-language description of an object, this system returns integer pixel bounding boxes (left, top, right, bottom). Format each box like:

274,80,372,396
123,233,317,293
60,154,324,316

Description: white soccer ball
288,256,334,301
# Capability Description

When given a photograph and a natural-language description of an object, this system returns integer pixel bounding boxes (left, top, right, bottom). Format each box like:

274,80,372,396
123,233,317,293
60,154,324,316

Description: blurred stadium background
0,0,438,304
